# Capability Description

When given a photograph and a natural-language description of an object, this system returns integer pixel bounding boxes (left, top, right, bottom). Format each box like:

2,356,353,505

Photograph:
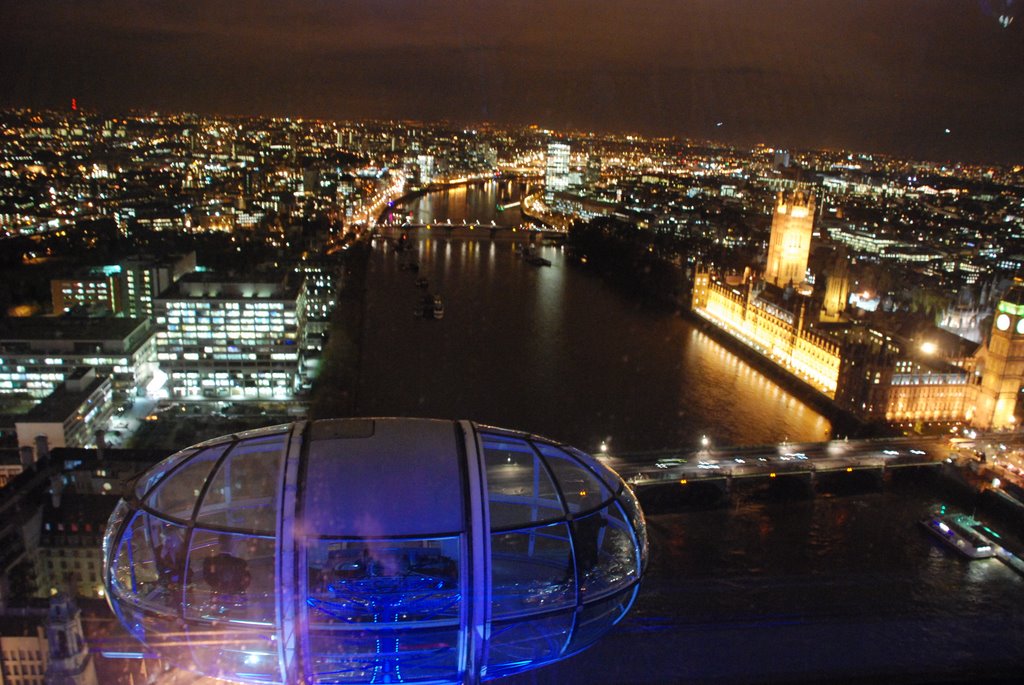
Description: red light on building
71,98,78,111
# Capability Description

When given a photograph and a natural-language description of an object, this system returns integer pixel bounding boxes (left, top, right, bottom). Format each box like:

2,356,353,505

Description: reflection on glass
484,438,563,529
486,611,574,679
308,626,460,684
306,538,461,625
134,449,195,500
566,589,636,655
196,435,287,533
188,624,281,684
534,442,612,514
573,503,639,600
491,523,575,617
146,444,230,520
186,531,276,624
112,512,160,607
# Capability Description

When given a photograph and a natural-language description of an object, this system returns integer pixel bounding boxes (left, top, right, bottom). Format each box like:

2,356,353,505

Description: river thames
360,180,831,454
344,181,1024,683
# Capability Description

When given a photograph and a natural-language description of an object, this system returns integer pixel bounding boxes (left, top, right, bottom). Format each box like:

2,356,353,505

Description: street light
700,435,710,449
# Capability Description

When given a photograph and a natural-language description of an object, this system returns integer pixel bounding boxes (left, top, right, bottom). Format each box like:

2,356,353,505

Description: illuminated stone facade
764,190,815,288
975,283,1024,429
690,270,1024,428
693,269,842,397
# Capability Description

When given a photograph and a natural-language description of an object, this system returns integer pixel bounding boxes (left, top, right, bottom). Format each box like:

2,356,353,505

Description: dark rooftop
0,316,151,342
21,373,108,423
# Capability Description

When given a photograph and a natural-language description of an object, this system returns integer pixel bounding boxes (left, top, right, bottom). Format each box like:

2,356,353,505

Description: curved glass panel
307,626,460,684
185,530,277,625
483,436,563,530
484,610,573,679
196,435,287,533
305,537,461,625
188,624,281,684
103,498,132,570
134,449,197,501
566,446,626,492
573,503,639,600
491,522,575,618
566,589,636,655
111,513,193,611
534,443,612,514
616,484,648,572
105,418,646,685
131,606,193,666
145,444,230,520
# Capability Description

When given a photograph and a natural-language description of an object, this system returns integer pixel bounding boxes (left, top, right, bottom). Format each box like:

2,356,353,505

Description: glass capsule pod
104,418,647,684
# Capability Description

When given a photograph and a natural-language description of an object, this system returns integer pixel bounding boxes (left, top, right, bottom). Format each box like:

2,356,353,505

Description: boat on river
920,506,998,559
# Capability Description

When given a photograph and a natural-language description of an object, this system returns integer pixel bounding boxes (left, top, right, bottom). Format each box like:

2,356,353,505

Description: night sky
2,0,1024,163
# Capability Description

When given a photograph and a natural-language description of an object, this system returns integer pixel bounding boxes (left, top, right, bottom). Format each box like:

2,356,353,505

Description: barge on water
920,506,999,559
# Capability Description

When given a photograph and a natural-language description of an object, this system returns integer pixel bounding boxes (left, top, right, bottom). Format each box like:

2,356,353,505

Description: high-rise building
417,154,435,184
584,154,602,187
120,253,196,319
544,141,570,200
764,190,815,288
154,273,307,400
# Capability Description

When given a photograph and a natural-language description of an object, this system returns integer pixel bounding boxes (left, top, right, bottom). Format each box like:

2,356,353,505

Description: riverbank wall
307,241,370,419
680,307,875,439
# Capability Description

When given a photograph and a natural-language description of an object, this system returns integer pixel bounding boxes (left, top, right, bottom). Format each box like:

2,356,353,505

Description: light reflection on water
359,183,831,453
356,184,1023,684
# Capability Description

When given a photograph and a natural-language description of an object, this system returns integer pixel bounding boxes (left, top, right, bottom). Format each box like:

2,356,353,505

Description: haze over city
3,0,1024,163
2,2,1024,685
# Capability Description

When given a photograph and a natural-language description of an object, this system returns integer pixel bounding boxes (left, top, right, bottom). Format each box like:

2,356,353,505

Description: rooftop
0,316,151,343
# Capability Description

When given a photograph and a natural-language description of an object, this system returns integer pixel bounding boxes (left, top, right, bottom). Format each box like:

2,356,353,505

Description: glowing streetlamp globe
103,418,647,684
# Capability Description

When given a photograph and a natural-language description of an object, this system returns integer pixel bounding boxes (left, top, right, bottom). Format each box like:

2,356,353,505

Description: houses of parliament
692,190,1024,430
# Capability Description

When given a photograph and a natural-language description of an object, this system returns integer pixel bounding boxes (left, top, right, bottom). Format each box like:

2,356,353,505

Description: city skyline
3,0,1024,164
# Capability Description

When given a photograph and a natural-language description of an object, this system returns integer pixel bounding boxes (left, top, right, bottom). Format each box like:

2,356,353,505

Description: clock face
997,313,1011,331
1016,318,1024,335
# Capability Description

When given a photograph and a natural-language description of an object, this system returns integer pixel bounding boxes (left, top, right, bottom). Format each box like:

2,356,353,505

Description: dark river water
365,180,831,454
353,182,1024,684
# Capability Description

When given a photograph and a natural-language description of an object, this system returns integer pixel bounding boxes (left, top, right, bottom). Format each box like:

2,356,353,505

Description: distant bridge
601,434,976,493
377,222,566,242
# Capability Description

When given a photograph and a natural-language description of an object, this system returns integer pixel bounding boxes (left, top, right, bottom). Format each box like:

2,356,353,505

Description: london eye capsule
103,418,648,684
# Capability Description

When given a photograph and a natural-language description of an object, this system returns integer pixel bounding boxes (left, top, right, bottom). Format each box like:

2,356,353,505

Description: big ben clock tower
976,280,1024,429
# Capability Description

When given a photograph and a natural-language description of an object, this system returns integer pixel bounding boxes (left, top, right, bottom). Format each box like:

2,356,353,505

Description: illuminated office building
120,253,197,319
15,368,115,454
0,318,157,401
292,259,342,354
544,141,570,200
51,269,123,316
764,190,815,288
154,273,307,400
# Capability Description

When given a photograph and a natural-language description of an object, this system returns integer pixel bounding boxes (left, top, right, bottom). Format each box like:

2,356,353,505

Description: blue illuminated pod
103,418,647,684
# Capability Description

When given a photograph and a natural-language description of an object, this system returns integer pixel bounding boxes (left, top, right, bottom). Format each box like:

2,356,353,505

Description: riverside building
153,272,307,400
692,189,1024,430
0,318,156,402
